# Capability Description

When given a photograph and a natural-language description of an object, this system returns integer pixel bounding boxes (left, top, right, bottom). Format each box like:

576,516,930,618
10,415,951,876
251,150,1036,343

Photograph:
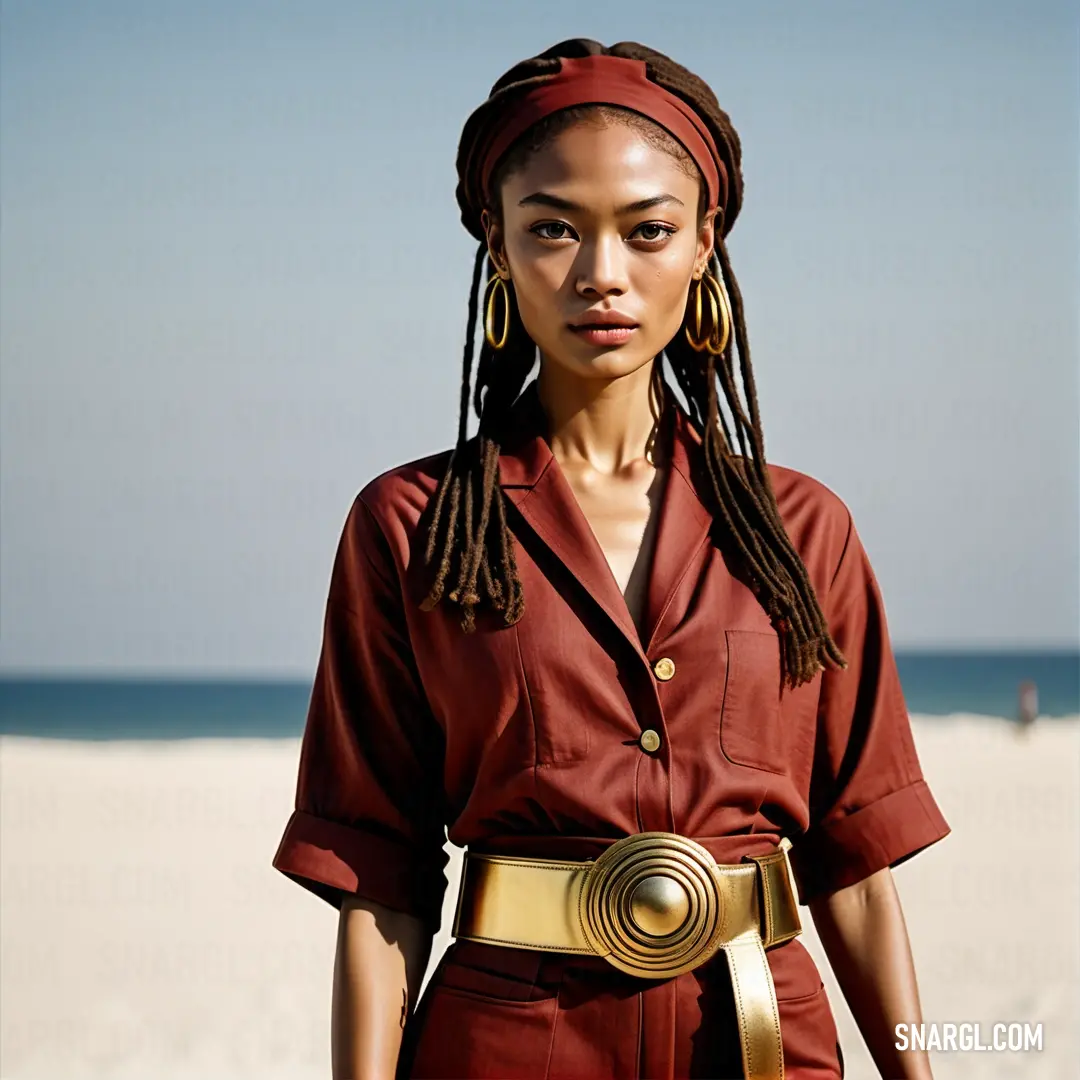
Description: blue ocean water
0,652,1076,740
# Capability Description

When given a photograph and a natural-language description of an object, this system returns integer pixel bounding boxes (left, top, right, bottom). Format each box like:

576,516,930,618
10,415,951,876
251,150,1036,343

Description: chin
542,329,653,375
547,348,657,382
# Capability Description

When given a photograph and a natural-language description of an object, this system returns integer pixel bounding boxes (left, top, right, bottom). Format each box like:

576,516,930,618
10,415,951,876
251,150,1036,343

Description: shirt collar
494,378,714,658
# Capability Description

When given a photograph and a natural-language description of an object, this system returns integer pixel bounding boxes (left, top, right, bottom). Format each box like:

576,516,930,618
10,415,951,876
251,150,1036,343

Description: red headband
479,55,726,214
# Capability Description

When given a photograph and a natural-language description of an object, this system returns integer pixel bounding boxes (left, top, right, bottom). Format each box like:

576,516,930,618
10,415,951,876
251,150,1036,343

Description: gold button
653,657,676,681
640,729,661,753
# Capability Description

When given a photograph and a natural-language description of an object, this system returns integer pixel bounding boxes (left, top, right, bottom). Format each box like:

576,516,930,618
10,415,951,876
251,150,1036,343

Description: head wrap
474,55,727,217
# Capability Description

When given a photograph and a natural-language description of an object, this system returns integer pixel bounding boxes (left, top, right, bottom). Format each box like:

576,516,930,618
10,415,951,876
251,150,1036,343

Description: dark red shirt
273,379,950,1078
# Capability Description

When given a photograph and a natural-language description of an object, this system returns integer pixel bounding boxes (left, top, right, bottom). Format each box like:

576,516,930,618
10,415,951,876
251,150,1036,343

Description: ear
693,208,718,278
480,208,511,279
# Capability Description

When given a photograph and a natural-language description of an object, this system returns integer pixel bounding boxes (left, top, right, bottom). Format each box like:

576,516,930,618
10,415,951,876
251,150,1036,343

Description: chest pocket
513,618,594,765
719,628,786,774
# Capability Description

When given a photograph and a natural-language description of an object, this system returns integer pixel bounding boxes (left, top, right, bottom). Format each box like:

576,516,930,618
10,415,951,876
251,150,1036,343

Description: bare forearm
332,896,433,1080
809,867,932,1080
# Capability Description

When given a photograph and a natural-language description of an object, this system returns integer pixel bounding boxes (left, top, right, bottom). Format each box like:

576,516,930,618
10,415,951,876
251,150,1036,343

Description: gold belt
452,833,802,1080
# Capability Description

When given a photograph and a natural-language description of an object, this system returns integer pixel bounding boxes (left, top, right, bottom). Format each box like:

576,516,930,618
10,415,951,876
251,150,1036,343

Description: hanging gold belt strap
452,833,803,1080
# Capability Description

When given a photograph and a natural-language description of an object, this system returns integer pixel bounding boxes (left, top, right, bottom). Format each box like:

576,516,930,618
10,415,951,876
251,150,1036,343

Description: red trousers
398,937,844,1079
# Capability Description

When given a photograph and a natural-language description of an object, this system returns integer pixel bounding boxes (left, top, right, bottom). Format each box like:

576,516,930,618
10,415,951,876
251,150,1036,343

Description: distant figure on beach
1017,680,1038,734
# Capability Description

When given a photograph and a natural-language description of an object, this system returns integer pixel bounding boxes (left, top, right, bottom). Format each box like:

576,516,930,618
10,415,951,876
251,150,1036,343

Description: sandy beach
2,715,1077,1080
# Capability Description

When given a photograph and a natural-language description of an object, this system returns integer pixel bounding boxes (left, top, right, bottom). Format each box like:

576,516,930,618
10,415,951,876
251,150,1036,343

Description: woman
272,39,950,1080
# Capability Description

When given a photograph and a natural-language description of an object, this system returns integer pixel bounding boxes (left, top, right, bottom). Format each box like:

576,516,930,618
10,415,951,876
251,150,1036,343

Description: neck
535,359,669,475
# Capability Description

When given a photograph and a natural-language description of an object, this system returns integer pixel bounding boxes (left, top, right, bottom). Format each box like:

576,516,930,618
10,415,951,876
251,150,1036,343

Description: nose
573,231,629,299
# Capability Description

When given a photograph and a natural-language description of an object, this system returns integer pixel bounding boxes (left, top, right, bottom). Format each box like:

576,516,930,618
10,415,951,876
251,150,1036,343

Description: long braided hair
420,38,847,690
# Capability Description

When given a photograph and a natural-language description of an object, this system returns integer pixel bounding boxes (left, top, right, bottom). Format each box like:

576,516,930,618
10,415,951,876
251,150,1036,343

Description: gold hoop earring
700,270,732,356
684,269,731,356
484,273,511,350
684,275,710,352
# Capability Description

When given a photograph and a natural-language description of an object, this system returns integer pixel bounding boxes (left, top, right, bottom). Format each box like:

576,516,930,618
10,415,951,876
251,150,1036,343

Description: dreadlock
420,38,847,690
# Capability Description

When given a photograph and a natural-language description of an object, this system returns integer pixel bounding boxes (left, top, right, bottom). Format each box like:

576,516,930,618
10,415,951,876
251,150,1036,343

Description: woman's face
483,120,715,384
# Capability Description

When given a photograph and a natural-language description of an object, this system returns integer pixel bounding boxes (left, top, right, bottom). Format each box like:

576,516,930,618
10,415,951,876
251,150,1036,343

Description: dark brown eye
631,222,676,243
531,222,575,241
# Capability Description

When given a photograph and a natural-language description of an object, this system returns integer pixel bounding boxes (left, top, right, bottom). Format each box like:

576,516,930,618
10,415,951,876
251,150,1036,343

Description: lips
568,312,639,329
568,323,639,347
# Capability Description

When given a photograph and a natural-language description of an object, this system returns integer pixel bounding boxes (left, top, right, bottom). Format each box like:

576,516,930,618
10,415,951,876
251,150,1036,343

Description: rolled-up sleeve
789,508,950,904
272,495,449,928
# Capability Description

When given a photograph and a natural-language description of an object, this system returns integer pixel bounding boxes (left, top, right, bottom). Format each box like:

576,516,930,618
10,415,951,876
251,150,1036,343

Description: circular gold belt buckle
579,832,727,979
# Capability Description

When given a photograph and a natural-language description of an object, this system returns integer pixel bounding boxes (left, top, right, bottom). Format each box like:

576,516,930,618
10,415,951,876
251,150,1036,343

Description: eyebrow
517,192,685,213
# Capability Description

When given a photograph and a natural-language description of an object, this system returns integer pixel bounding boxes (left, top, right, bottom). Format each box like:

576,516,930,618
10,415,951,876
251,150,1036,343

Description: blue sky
1,0,1077,674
